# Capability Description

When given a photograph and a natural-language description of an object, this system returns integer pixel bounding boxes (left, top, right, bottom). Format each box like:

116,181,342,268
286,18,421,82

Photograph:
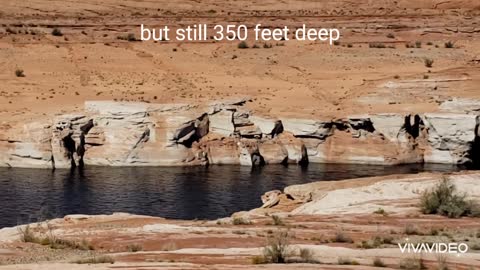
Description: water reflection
0,163,466,228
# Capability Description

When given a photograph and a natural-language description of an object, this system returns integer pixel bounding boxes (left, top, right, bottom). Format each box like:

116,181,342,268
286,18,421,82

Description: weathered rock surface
0,100,479,168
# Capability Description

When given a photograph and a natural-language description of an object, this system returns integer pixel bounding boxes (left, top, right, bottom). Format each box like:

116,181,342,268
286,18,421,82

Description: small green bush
251,255,267,264
15,68,25,77
373,208,387,215
369,42,386,48
420,177,478,218
338,257,359,265
73,255,115,264
373,257,387,267
424,58,434,68
299,248,314,262
127,243,143,252
238,41,249,49
263,230,291,263
405,224,420,235
263,43,273,49
232,217,252,225
51,28,63,36
444,41,454,48
399,257,426,270
271,215,284,226
332,231,353,243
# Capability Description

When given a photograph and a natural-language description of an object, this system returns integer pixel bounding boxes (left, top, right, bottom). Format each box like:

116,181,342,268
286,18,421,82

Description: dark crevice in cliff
251,152,265,166
80,119,94,134
349,119,376,133
299,145,309,165
467,116,480,168
62,135,76,168
174,113,209,148
403,114,424,139
270,120,284,138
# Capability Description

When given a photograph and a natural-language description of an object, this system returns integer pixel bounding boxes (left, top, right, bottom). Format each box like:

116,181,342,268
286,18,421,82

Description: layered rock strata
0,100,479,168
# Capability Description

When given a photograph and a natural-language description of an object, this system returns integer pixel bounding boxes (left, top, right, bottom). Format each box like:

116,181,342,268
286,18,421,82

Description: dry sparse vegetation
254,230,291,264
424,58,434,68
332,231,353,243
338,257,360,265
420,177,480,218
271,215,285,226
73,255,115,264
238,41,249,49
373,257,387,267
127,243,143,252
232,217,252,225
15,68,25,77
444,41,455,48
51,28,63,36
399,256,426,270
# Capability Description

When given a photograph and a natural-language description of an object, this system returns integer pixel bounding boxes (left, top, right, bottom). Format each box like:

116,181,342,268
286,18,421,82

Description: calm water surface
0,163,467,228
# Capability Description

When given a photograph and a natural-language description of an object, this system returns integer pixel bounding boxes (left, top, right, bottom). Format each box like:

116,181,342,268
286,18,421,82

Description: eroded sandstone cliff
0,99,479,169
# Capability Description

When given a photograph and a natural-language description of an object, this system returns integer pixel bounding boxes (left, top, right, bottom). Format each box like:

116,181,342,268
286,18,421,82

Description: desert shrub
51,28,63,36
252,44,260,49
117,33,137,41
332,231,353,243
470,243,480,250
387,33,395,39
444,41,454,48
263,43,273,48
423,75,429,79
333,40,340,46
360,235,394,249
15,68,25,77
426,41,433,45
369,42,386,48
420,177,478,218
373,208,387,215
347,43,353,48
299,248,314,262
399,257,426,270
160,241,177,251
6,27,18,34
405,43,414,48
73,255,115,264
251,255,268,264
127,33,136,41
373,257,387,267
271,215,284,226
127,243,143,252
232,217,252,225
415,41,422,48
338,257,359,265
238,41,249,49
405,224,420,235
263,230,291,263
424,58,434,68
49,238,94,250
18,225,38,243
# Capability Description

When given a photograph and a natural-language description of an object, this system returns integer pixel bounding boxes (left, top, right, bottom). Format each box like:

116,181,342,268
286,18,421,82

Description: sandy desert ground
0,0,479,123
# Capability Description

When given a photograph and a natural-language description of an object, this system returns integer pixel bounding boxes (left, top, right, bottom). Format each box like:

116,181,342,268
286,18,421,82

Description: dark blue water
0,163,467,228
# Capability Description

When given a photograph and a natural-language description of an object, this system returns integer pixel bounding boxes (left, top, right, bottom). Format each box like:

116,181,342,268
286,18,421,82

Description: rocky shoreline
0,99,479,169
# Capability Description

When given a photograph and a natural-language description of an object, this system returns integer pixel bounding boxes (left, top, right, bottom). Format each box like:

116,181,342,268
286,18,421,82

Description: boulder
209,110,234,137
259,141,288,164
261,190,282,208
